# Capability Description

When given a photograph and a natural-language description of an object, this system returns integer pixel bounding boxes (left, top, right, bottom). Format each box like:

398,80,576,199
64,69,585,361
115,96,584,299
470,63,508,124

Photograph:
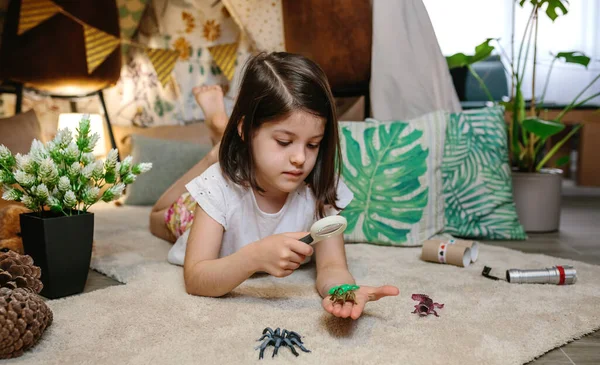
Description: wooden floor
83,180,600,364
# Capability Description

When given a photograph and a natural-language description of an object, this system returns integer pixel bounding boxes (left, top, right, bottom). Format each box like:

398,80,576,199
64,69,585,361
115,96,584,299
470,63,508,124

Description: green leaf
339,122,429,245
105,171,116,184
555,51,590,68
446,39,495,69
446,53,470,70
521,118,565,139
472,38,495,63
521,0,569,21
538,0,569,21
555,155,570,167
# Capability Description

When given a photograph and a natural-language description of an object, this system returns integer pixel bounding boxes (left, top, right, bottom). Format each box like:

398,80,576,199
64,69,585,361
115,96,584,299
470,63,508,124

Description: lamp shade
58,113,107,157
0,0,121,96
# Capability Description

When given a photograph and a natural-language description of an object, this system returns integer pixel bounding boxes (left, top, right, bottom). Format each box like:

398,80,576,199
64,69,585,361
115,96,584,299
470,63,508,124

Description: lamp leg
97,90,120,161
15,83,23,114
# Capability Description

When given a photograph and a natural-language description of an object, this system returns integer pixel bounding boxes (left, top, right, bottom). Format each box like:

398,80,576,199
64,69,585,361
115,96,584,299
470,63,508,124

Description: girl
150,52,399,320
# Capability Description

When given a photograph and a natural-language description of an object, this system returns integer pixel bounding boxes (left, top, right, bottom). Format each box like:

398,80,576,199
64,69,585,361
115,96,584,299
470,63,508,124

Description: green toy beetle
328,284,360,305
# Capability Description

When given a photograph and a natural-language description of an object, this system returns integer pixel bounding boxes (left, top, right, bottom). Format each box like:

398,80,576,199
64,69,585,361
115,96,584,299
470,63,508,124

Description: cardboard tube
430,238,479,262
421,240,472,268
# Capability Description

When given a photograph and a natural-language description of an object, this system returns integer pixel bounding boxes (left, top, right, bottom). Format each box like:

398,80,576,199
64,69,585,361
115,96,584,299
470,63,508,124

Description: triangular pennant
18,0,61,35
83,25,121,74
208,41,239,80
146,48,179,87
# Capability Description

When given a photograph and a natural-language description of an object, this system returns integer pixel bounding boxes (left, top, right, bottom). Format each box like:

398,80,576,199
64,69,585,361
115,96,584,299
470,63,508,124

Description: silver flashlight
506,265,577,285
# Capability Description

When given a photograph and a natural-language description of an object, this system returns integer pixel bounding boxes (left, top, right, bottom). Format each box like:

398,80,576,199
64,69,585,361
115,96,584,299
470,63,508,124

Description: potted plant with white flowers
0,115,152,299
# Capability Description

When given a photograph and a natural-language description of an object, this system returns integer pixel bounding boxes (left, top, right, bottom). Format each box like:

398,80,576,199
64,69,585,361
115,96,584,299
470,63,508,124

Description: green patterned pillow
442,106,526,240
339,111,447,246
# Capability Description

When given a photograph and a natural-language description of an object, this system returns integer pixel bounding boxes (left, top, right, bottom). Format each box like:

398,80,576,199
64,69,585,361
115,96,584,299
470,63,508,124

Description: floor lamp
0,0,122,159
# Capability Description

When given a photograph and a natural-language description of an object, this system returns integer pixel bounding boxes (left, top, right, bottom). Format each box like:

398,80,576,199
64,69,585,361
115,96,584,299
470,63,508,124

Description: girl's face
249,110,325,196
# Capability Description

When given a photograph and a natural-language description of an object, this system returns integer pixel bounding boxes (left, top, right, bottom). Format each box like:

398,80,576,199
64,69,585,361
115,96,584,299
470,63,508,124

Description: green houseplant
0,115,152,298
446,0,599,232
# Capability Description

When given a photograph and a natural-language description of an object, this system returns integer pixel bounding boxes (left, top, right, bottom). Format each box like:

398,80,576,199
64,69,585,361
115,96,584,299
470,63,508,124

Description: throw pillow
112,122,212,158
0,110,42,154
124,134,212,206
0,110,42,208
442,106,526,240
339,110,447,246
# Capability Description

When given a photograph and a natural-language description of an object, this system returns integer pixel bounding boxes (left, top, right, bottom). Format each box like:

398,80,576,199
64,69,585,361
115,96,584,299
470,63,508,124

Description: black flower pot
20,211,94,299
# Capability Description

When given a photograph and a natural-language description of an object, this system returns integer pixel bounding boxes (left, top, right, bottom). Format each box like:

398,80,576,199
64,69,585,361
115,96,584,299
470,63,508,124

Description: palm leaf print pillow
442,106,526,240
339,111,447,246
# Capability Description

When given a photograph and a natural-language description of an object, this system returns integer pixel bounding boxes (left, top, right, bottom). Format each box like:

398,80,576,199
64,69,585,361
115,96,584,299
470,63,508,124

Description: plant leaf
539,0,569,21
339,122,429,245
446,39,496,69
472,38,496,63
556,51,590,68
446,53,469,69
521,118,565,139
555,155,570,167
522,0,569,21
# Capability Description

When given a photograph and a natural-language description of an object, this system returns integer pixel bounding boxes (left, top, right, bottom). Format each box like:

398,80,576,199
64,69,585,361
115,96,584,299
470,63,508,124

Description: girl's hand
248,232,313,278
322,285,399,320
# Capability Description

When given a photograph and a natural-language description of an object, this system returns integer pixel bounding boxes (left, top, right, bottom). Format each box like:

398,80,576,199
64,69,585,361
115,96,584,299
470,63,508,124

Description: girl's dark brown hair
219,51,341,218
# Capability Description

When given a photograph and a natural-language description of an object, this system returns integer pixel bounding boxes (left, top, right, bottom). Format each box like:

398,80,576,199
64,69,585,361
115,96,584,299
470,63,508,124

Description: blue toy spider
255,327,311,359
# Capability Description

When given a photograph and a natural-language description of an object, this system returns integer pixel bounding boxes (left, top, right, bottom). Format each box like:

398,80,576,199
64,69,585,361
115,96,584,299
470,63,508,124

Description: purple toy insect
411,294,444,317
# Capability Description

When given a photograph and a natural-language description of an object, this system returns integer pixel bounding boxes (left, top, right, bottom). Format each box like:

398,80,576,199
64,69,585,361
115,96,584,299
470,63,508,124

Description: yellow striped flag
84,25,121,74
146,48,179,87
208,41,239,80
17,0,60,35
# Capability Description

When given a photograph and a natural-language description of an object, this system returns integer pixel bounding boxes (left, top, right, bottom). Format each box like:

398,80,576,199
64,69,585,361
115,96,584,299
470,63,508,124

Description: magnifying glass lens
317,224,343,235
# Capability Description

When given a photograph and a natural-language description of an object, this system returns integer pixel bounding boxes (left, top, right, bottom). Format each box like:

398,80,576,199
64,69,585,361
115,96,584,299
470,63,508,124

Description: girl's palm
321,285,399,320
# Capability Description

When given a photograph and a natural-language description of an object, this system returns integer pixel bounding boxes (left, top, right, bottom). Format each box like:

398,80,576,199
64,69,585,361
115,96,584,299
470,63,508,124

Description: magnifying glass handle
299,234,313,244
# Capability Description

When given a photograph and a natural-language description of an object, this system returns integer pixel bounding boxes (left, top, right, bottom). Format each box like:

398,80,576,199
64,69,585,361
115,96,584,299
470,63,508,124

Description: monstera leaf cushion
441,106,526,239
338,110,447,246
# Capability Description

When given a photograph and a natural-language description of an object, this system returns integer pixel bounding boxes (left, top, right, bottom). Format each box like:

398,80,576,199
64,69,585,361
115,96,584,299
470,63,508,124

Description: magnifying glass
299,215,348,245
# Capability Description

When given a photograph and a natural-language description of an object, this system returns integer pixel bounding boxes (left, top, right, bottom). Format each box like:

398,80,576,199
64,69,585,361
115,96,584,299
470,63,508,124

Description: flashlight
506,265,577,285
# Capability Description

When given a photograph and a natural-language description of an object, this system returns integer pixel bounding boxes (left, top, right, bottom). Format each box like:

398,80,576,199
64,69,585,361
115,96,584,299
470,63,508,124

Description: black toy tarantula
255,327,311,359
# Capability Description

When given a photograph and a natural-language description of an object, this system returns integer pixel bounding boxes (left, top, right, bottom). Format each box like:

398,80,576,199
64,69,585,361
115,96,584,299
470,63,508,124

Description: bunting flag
145,48,180,87
15,0,180,82
17,0,60,35
208,41,239,80
83,25,122,74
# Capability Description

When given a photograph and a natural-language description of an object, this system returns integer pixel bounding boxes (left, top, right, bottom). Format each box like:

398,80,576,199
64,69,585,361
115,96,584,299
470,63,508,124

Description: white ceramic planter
512,169,563,232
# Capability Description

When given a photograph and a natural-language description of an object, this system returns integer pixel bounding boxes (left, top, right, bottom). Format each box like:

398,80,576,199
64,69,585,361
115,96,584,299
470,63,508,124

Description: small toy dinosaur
411,294,444,317
328,284,360,305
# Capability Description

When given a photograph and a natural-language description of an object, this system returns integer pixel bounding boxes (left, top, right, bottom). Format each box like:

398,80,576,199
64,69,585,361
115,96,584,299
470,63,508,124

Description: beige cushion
0,110,42,208
110,122,212,157
124,135,212,206
0,109,42,154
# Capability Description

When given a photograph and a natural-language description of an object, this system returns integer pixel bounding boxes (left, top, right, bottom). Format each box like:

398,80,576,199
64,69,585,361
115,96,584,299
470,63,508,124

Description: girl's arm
314,234,356,298
183,206,256,297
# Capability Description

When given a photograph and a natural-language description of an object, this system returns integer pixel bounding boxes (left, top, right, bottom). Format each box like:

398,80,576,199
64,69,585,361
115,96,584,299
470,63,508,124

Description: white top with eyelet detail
166,162,354,266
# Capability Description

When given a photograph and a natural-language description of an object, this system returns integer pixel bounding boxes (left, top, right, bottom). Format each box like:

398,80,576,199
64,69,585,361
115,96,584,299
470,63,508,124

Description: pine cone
0,250,43,294
0,287,53,359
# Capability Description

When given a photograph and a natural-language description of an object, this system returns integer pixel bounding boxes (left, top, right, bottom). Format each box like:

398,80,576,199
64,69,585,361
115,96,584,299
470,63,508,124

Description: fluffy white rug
10,203,600,365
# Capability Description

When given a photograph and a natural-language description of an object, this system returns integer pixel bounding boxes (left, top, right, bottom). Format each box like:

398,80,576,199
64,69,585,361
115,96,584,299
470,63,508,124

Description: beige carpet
10,203,600,365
